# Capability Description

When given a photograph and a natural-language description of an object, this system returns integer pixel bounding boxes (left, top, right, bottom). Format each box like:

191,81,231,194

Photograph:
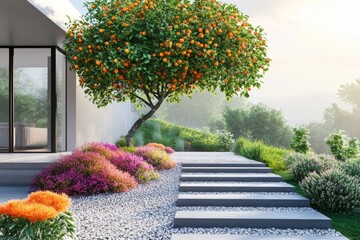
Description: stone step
176,193,310,207
182,162,266,167
180,173,282,182
0,170,41,186
182,167,272,173
173,210,331,229
171,234,347,240
179,182,295,192
0,162,52,170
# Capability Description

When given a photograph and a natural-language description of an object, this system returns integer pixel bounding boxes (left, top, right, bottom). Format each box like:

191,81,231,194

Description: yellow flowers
0,191,71,223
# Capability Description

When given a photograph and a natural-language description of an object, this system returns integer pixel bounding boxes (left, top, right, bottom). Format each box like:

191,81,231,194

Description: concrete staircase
172,161,347,240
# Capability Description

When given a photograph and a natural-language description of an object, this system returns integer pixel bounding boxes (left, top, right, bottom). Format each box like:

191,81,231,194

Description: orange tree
64,0,270,145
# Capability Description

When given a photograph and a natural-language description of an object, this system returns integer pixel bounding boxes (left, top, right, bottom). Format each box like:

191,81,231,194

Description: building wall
66,72,139,150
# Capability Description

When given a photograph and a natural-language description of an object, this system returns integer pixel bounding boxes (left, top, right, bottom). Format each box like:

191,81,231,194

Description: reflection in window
13,48,51,151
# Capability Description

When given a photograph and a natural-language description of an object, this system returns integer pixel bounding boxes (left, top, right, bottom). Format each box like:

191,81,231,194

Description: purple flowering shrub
31,151,138,196
109,151,159,183
81,142,117,159
123,146,177,170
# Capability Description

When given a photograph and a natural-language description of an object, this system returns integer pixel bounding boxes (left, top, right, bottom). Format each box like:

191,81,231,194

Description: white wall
75,86,139,148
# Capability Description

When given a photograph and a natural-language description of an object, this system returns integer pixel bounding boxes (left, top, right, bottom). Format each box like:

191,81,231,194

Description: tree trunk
125,99,164,146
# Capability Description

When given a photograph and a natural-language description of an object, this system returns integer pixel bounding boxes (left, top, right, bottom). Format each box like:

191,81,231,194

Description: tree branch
130,93,153,108
143,88,154,106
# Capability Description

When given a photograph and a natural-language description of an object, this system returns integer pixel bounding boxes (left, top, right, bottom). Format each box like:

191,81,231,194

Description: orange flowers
26,191,71,213
0,191,71,223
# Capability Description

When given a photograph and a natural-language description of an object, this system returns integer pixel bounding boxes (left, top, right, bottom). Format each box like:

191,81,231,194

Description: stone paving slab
174,210,331,229
180,173,282,182
182,167,272,173
177,193,310,207
180,182,296,192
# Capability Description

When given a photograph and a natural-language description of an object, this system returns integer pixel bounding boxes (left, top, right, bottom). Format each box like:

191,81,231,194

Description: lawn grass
278,170,360,240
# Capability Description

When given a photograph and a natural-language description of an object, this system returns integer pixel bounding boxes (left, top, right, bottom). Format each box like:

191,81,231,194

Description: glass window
13,48,51,152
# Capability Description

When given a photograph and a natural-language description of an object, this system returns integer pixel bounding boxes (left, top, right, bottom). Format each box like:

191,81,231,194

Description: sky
32,0,360,126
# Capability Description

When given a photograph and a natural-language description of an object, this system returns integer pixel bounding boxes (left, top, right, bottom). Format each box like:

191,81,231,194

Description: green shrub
134,132,145,146
326,131,360,161
234,138,290,173
340,159,360,179
217,130,235,151
174,138,185,151
289,155,323,182
300,169,360,212
284,152,307,167
290,127,311,153
135,119,225,151
115,136,127,148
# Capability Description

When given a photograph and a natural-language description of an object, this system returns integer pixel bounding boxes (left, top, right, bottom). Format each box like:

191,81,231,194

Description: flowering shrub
32,151,137,196
123,146,176,170
301,169,360,212
145,143,175,154
0,191,76,239
81,142,118,159
109,151,159,183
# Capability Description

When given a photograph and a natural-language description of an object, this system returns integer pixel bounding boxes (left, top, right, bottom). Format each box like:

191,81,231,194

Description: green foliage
64,0,270,107
216,130,235,151
290,127,311,153
300,169,360,213
234,137,290,173
289,155,322,182
115,136,127,147
326,131,360,161
340,159,360,179
0,212,76,240
135,119,229,151
223,104,292,148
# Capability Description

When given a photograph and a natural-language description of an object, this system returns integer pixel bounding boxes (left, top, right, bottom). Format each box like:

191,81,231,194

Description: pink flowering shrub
31,151,138,196
124,146,177,170
81,142,117,159
145,143,175,154
109,151,159,183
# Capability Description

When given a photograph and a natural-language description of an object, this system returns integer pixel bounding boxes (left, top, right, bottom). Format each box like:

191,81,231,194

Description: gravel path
69,156,343,239
70,165,181,240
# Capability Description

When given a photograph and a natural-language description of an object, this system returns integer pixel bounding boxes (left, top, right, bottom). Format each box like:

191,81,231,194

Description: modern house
0,0,139,154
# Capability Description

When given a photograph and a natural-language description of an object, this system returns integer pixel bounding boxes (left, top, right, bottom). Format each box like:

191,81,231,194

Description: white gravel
182,192,299,195
181,173,274,175
172,227,342,237
176,206,316,212
70,165,181,240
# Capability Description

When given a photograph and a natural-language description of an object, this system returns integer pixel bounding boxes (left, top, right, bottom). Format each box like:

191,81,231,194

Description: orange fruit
124,49,130,54
99,29,104,33
162,58,167,62
95,60,101,65
114,59,118,63
73,56,78,61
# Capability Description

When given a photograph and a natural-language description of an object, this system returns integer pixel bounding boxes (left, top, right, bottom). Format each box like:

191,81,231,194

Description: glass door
13,48,52,152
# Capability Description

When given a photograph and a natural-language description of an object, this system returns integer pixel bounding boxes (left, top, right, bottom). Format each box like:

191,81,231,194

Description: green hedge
135,119,224,151
234,137,290,173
